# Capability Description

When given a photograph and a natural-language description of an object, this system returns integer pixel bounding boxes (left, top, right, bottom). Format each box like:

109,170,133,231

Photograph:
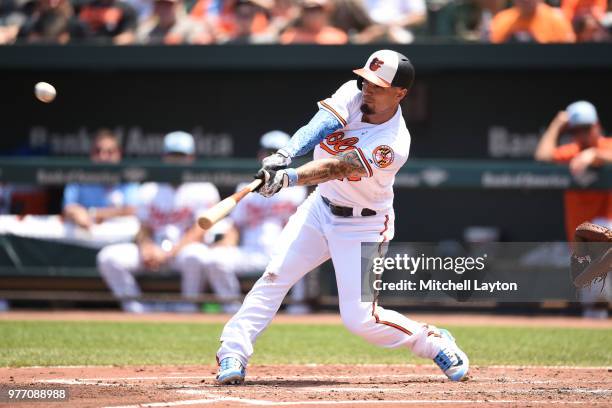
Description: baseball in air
34,82,56,103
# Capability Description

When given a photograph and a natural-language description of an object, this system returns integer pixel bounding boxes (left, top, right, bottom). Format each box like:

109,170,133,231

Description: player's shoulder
180,182,219,193
328,79,361,106
335,79,360,96
138,182,160,196
136,182,164,205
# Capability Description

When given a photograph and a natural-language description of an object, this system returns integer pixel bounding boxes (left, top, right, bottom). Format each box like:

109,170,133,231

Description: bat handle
197,178,263,230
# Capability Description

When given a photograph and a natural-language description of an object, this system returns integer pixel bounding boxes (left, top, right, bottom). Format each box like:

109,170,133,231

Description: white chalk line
176,387,612,396
103,396,612,408
37,374,609,386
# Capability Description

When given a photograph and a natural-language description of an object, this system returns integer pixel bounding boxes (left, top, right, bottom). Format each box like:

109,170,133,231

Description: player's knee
339,306,372,336
96,246,126,275
97,246,115,273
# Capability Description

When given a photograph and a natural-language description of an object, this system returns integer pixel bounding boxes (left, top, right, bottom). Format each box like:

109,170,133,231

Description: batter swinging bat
197,179,263,230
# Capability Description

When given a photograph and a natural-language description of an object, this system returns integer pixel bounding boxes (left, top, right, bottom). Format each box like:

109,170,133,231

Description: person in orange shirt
490,0,575,43
561,0,607,22
535,101,612,241
205,0,272,42
535,101,612,319
136,0,215,44
280,0,348,44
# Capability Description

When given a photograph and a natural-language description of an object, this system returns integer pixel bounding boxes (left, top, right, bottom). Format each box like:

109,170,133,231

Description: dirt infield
2,364,611,407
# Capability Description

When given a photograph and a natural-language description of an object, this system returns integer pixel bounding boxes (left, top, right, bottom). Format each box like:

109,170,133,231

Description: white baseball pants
97,242,236,311
217,190,444,366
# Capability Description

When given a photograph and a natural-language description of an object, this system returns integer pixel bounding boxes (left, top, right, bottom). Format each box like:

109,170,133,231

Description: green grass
0,321,610,367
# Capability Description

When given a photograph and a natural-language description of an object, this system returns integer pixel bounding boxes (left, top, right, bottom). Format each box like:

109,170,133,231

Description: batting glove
262,150,291,170
255,167,298,197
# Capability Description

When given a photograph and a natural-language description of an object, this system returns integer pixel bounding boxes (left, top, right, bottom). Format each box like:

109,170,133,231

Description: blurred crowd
0,0,611,45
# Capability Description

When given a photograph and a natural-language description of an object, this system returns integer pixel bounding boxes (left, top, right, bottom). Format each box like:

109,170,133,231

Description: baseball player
216,50,469,384
97,131,220,313
182,130,309,314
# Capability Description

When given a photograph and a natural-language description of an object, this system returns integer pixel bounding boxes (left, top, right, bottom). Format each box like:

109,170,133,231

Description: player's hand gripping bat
197,179,263,230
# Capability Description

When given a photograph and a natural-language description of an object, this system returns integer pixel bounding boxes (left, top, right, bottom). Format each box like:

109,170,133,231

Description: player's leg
217,193,330,370
169,242,210,313
97,243,146,313
326,214,469,381
175,243,246,313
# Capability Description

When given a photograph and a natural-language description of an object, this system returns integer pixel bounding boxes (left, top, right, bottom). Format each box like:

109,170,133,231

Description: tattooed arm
256,149,368,197
296,150,368,186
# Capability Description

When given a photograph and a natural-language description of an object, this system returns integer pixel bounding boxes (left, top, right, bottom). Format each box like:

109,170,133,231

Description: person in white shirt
355,0,426,43
97,131,220,313
215,50,469,385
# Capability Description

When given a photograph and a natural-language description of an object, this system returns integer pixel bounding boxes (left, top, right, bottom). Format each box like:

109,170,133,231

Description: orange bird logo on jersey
369,58,384,71
372,145,394,168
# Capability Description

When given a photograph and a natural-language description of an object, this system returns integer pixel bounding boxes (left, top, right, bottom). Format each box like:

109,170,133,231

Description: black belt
321,196,377,217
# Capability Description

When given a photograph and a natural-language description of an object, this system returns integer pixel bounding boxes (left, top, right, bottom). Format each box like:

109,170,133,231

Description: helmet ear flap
357,76,363,91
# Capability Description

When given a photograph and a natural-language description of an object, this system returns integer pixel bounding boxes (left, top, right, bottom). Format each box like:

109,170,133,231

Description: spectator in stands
0,0,27,44
468,0,508,41
572,11,610,42
137,0,215,44
268,0,300,34
535,101,612,319
214,0,274,43
78,0,138,44
189,0,221,20
562,0,607,23
353,0,426,44
181,130,310,314
559,0,610,42
490,0,576,43
280,0,347,44
22,9,71,42
16,0,88,43
97,131,220,313
124,0,153,22
329,0,372,37
63,129,139,230
535,101,612,240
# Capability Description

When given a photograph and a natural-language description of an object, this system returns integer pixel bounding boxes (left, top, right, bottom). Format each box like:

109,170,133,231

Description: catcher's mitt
570,222,612,288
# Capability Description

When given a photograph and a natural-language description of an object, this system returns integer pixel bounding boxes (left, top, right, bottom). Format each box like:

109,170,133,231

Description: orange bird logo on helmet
369,58,384,72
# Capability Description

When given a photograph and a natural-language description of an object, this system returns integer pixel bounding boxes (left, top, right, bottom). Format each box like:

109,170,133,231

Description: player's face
91,137,121,163
360,79,407,116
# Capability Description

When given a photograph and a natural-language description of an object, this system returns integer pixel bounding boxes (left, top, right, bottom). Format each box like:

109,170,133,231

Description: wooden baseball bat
197,178,263,230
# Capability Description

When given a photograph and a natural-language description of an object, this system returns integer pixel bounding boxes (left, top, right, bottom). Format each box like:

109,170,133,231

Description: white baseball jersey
314,80,411,211
231,184,307,254
137,182,220,245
